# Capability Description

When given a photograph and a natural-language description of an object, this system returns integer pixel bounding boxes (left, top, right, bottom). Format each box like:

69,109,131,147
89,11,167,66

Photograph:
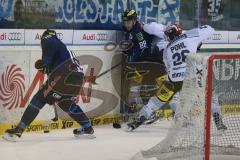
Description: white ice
0,120,171,160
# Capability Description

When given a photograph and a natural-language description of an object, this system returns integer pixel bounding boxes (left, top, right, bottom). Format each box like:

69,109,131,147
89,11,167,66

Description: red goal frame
204,54,240,160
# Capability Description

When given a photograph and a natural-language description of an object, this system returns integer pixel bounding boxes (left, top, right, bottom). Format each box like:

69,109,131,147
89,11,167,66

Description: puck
44,130,50,133
113,123,121,129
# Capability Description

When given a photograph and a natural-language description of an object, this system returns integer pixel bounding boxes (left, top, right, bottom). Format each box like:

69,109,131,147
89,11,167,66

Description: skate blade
126,128,134,132
2,133,18,142
74,134,96,139
215,129,227,136
125,125,134,132
144,119,157,125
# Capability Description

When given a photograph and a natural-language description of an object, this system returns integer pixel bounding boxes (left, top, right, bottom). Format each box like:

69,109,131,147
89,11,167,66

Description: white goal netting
132,53,240,160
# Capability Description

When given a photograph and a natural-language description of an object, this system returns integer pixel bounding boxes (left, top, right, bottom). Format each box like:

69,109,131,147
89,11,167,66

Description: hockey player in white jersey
127,24,227,131
142,22,179,123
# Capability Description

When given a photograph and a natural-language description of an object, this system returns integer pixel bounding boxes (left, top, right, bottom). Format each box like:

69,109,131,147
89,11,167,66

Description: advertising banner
228,31,240,44
0,46,121,127
25,29,73,45
73,30,116,45
203,31,229,44
0,0,180,29
0,29,24,45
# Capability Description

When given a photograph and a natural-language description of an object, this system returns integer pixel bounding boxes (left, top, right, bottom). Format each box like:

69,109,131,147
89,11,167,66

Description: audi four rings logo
96,33,108,41
237,34,240,40
0,32,22,41
211,34,222,40
56,33,63,40
82,33,108,41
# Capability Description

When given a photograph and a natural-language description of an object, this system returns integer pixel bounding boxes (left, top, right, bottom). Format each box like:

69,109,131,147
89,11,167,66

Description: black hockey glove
35,59,51,74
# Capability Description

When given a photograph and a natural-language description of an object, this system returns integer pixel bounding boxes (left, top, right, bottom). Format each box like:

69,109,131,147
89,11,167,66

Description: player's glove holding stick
35,59,51,74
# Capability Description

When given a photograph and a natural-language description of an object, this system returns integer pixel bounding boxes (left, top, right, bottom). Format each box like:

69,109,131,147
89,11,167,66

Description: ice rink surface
0,120,171,160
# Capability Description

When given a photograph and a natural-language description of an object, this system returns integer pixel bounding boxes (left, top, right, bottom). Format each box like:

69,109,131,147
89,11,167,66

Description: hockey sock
140,96,165,119
68,104,91,128
212,112,223,128
18,96,45,129
168,92,180,113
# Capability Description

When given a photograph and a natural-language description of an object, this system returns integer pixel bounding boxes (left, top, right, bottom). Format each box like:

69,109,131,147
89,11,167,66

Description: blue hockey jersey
123,21,155,62
41,35,82,72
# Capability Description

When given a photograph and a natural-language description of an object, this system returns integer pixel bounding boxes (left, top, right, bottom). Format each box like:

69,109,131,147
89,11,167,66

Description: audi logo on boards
56,33,63,40
96,33,108,41
237,34,240,40
211,34,222,41
35,32,63,40
8,32,22,41
82,33,108,41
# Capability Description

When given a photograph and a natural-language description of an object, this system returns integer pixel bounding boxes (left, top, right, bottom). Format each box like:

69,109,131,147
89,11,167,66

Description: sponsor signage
0,0,179,30
25,29,73,45
1,29,240,45
73,30,116,45
0,46,121,126
222,105,240,115
0,29,24,45
228,31,240,43
203,31,229,44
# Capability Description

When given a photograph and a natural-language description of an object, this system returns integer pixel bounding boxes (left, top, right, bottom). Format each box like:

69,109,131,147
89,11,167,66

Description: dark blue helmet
41,29,57,40
122,9,137,21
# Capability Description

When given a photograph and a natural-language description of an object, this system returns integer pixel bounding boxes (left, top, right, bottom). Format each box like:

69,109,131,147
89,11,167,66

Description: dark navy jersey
41,35,82,72
123,21,155,62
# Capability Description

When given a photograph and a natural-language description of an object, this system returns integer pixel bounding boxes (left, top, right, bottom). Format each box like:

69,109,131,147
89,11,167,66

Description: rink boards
1,45,240,135
0,45,124,135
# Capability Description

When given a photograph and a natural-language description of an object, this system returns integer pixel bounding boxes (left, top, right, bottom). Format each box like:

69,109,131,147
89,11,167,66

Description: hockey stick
52,103,59,122
47,62,122,125
95,62,122,79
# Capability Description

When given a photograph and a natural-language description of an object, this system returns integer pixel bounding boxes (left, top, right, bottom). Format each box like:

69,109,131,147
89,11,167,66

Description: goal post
131,53,240,160
205,54,240,160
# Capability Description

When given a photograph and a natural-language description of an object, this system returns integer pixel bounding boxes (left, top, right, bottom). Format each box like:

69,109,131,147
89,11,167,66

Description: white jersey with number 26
163,25,215,82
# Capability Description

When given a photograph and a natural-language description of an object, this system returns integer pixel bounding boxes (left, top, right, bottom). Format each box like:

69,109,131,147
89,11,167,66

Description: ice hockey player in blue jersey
122,9,164,63
3,30,95,141
113,9,168,129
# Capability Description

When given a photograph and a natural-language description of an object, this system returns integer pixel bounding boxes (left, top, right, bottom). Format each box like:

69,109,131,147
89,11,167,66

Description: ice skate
73,126,95,139
213,113,227,131
127,116,146,132
2,126,24,142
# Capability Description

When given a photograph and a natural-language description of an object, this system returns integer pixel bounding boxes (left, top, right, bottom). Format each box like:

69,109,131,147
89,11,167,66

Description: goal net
131,53,240,160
